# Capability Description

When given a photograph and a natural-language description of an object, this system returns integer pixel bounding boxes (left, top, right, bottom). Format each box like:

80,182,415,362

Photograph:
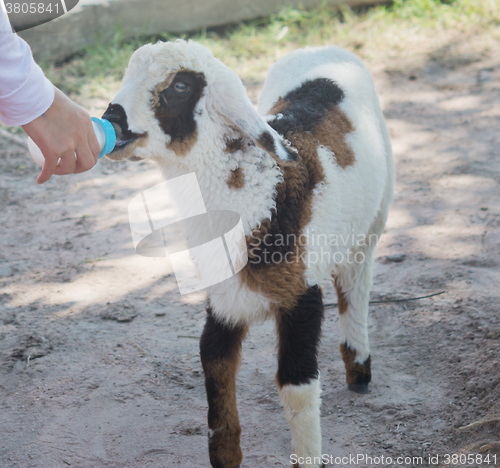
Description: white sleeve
0,5,55,126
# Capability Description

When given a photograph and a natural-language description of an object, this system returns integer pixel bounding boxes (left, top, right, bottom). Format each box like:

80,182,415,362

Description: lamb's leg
333,249,376,394
276,285,324,468
200,306,247,468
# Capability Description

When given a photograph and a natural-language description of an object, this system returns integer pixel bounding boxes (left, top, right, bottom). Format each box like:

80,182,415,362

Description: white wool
280,378,323,468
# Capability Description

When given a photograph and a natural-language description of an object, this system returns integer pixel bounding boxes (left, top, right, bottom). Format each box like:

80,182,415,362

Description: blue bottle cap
91,117,116,158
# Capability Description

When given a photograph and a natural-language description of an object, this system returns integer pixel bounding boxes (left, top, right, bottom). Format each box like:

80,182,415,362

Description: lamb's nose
102,103,128,130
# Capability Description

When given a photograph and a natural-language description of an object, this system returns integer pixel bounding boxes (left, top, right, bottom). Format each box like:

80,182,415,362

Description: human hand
22,87,101,184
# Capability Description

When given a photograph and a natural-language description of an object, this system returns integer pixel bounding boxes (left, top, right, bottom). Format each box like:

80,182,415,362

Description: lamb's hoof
348,383,370,394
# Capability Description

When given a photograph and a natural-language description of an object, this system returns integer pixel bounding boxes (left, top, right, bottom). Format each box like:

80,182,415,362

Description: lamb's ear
206,82,298,163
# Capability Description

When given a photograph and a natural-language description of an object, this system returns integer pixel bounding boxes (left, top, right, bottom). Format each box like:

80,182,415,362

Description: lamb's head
102,40,296,167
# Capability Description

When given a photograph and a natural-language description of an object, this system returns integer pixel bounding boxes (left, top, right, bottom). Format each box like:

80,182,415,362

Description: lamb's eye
173,81,189,94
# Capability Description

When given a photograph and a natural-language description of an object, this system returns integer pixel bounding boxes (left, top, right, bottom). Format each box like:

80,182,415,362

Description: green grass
41,0,500,99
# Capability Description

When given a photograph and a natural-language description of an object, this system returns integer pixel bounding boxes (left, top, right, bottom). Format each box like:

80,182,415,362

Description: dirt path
1,38,500,468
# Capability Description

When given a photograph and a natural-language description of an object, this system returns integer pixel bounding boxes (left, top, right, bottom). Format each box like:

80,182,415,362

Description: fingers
37,153,60,184
54,149,77,175
40,123,98,179
36,137,75,183
38,138,97,181
74,143,97,174
73,120,100,173
74,120,100,173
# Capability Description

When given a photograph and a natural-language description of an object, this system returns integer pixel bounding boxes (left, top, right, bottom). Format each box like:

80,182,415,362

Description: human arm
0,7,99,183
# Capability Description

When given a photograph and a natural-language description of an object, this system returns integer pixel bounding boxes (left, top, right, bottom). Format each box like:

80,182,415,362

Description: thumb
37,153,59,184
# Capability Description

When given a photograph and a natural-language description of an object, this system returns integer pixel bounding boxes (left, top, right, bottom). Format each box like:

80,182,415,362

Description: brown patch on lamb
224,138,244,153
333,276,349,315
227,167,245,190
241,129,325,311
268,96,288,115
167,131,199,156
340,343,371,385
314,108,356,168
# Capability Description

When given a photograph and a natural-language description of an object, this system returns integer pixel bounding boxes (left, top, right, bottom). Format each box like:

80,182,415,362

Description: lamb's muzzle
102,103,148,161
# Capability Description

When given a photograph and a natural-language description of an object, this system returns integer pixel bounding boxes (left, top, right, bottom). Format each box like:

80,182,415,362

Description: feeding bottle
27,117,116,168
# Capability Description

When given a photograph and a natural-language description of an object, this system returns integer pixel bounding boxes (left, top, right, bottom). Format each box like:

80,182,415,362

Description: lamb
102,40,394,468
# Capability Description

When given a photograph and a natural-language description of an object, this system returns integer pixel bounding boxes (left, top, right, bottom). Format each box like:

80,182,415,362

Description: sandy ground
1,35,500,468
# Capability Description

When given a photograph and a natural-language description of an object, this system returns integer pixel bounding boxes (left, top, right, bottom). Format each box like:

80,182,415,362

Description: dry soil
1,34,500,468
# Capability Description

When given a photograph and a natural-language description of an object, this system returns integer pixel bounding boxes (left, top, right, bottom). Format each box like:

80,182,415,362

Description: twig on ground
459,416,500,431
479,442,500,452
132,342,146,357
324,290,446,308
